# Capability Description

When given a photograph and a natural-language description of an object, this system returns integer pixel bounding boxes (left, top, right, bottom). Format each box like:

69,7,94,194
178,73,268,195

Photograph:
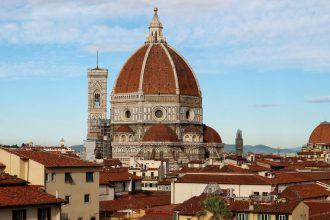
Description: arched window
121,135,126,142
185,135,189,142
193,135,197,142
94,93,100,107
129,135,133,142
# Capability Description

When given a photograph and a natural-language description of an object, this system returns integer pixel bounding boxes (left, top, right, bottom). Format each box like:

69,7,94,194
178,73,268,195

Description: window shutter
268,214,271,220
246,213,249,220
258,214,261,220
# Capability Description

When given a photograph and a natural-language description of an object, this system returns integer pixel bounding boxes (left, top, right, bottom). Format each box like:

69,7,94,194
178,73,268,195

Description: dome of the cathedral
308,122,330,144
203,126,222,144
142,123,179,142
113,44,200,97
113,8,200,97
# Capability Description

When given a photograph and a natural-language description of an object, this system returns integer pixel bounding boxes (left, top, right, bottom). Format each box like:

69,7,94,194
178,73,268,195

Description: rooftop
3,148,101,168
100,192,171,212
0,185,64,207
100,171,141,185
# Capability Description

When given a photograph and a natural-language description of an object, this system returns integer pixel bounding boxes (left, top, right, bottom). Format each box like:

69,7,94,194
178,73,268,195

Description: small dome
203,126,222,144
309,122,330,144
184,124,201,133
143,124,179,142
115,125,133,133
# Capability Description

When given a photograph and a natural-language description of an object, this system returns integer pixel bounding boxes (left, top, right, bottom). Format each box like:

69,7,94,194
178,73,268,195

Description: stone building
87,8,224,167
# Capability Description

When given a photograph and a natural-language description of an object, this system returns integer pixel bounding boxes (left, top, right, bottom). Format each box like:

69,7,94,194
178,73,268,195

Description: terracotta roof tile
142,45,176,94
280,184,330,200
166,45,200,96
175,194,208,215
113,44,200,97
100,192,170,212
305,201,330,217
0,185,64,207
100,171,141,185
176,174,272,185
103,159,122,167
184,124,202,133
114,45,148,93
6,149,101,168
143,124,179,142
115,125,134,133
0,173,27,186
273,171,330,184
203,126,222,144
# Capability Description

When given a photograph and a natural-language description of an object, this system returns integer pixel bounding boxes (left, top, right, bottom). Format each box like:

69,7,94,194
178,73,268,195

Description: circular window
155,110,163,118
185,109,195,121
186,110,190,119
125,110,131,119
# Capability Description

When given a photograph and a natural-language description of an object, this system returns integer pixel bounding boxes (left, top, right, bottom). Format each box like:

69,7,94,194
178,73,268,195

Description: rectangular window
37,207,51,220
262,192,268,196
86,172,94,182
278,215,287,220
45,173,49,182
12,210,26,220
84,194,90,203
65,195,71,204
78,218,83,220
65,172,73,183
253,192,260,196
90,217,96,220
51,172,56,182
237,213,247,220
151,172,154,177
259,214,270,220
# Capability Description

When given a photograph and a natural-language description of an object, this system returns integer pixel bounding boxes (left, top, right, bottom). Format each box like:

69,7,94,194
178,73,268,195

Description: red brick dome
203,126,222,144
113,44,200,97
142,124,179,142
309,122,330,145
115,125,133,133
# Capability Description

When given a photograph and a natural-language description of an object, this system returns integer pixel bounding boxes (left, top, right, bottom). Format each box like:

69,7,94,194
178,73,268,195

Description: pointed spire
146,7,166,44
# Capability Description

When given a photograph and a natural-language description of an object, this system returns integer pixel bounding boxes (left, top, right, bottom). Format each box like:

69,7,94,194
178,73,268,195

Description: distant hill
70,145,84,152
224,144,301,154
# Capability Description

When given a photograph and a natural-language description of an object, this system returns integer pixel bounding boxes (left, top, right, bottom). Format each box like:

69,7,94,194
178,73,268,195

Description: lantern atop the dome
146,8,166,44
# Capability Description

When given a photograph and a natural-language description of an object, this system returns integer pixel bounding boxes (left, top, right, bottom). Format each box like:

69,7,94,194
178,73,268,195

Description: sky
0,0,329,148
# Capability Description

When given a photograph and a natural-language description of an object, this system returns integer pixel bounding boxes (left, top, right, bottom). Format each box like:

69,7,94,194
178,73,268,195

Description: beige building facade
0,148,100,220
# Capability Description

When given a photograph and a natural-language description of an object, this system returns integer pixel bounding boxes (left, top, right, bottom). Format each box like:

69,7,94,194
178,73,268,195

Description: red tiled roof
113,44,200,97
174,194,208,215
230,199,301,214
305,201,330,217
100,192,171,212
115,125,133,133
203,126,222,144
176,174,272,185
100,171,141,185
248,164,270,172
142,204,178,220
0,173,27,186
7,149,101,168
280,184,330,200
184,125,201,133
218,165,253,174
103,159,122,167
309,122,330,145
0,185,64,207
143,124,179,142
273,171,330,184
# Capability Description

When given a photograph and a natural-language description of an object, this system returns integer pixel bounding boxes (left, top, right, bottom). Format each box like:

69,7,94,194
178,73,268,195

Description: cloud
306,96,330,103
254,104,277,108
1,0,330,75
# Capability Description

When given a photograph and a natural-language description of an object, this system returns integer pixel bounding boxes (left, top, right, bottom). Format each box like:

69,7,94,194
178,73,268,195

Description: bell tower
87,54,108,140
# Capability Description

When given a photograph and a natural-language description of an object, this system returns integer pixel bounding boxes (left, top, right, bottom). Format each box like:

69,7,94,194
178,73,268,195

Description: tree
197,195,232,220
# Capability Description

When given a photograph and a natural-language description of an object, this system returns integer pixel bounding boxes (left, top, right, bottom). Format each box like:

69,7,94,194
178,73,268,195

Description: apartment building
0,148,101,220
